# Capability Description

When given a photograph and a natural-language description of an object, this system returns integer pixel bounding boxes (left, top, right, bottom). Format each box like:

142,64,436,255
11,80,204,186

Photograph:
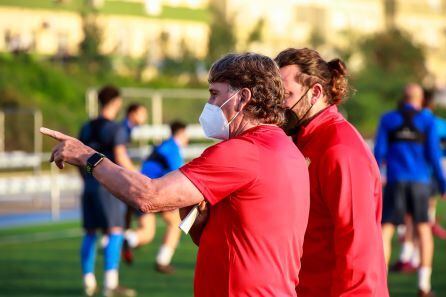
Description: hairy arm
40,127,204,213
93,158,204,213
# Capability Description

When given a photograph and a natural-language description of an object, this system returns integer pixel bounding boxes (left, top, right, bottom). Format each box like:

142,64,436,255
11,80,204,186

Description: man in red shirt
41,53,310,297
275,48,389,296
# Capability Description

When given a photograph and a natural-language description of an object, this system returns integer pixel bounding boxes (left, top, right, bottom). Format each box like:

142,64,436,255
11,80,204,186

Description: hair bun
327,59,349,104
327,59,347,76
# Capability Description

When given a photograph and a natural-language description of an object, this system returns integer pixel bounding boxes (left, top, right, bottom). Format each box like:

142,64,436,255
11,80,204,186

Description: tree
246,18,265,46
78,10,110,72
206,4,237,63
309,27,325,49
344,28,427,135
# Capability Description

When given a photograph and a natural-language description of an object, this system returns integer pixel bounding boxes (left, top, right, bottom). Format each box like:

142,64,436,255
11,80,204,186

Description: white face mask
199,90,241,140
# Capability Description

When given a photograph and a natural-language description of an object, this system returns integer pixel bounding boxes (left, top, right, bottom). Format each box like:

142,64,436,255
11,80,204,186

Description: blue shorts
429,178,440,198
382,181,430,225
82,183,125,229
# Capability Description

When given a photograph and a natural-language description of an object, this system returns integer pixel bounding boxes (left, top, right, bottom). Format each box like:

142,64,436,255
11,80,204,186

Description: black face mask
282,87,313,136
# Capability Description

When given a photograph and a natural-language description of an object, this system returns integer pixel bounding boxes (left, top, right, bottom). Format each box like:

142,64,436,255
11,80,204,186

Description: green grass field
0,220,197,296
0,202,446,297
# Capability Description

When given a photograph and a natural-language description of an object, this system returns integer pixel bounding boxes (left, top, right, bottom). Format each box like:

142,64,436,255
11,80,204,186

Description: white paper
179,205,200,234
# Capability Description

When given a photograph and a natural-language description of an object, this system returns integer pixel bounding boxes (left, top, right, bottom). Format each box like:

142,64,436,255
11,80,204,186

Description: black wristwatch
86,153,105,175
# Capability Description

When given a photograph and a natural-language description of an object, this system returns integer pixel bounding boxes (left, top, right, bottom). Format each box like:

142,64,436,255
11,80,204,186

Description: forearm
40,127,204,216
92,158,158,212
92,158,184,213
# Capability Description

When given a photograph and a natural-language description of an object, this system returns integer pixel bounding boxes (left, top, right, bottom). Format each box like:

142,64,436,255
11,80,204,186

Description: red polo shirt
180,125,310,297
293,105,389,296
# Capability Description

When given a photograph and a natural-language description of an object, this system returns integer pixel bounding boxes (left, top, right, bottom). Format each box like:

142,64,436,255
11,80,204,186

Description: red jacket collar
295,105,341,148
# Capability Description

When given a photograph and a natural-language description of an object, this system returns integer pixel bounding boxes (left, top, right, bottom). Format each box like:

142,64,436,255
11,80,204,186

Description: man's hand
40,127,96,169
180,201,208,221
179,200,209,245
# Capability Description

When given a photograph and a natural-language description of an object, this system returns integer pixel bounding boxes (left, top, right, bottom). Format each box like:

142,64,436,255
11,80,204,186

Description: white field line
0,228,82,246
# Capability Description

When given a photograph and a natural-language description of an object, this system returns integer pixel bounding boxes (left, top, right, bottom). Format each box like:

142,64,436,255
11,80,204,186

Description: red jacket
294,106,389,297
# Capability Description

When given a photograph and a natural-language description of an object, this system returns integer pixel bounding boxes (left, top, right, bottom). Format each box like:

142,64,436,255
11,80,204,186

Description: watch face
88,153,104,166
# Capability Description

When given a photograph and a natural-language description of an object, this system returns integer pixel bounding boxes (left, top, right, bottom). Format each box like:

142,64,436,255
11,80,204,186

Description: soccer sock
156,244,174,266
81,233,97,275
399,241,414,263
104,233,124,271
83,273,97,289
104,233,124,290
418,266,432,292
124,230,139,248
104,269,119,290
410,246,420,267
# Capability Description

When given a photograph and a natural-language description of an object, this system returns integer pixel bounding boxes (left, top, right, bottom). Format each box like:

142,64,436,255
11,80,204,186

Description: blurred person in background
41,52,311,297
121,103,148,143
423,89,446,239
120,103,148,264
275,48,388,297
78,85,136,297
374,83,446,297
124,121,189,274
391,89,446,278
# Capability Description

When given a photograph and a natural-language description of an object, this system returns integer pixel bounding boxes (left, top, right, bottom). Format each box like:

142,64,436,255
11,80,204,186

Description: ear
237,88,252,112
309,84,323,105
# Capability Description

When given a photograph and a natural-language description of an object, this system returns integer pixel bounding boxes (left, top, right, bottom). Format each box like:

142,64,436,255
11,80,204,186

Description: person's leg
122,206,136,265
104,226,124,291
382,182,405,268
399,215,415,264
81,229,97,295
410,236,421,268
428,178,446,239
429,198,446,239
100,188,135,296
81,187,100,296
125,213,156,248
156,210,181,272
417,223,434,293
382,223,395,267
411,183,434,294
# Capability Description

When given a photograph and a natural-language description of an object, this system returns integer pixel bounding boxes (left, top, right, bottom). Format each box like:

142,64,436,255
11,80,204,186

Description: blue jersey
141,137,183,179
374,103,446,193
79,117,127,187
79,117,127,163
121,118,133,144
423,109,446,156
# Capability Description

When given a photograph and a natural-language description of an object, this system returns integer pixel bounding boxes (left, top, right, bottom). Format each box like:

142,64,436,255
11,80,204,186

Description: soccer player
375,84,446,297
78,85,136,297
41,53,310,297
391,89,446,276
122,103,148,143
120,103,147,264
275,48,389,296
125,121,189,274
423,90,446,239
